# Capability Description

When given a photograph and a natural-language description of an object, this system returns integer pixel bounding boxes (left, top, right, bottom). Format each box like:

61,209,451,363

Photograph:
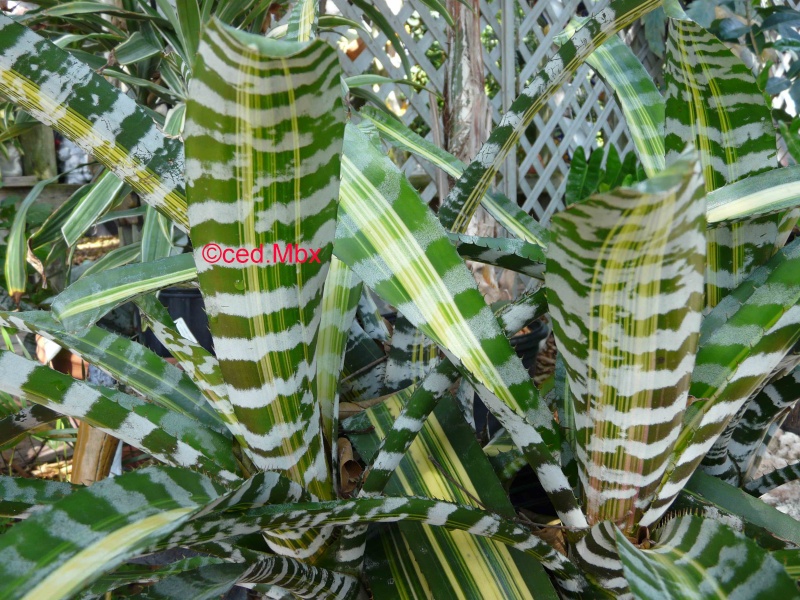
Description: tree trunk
445,0,506,303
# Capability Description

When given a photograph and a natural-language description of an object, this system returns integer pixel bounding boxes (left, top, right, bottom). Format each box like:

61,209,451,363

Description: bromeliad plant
1,0,800,598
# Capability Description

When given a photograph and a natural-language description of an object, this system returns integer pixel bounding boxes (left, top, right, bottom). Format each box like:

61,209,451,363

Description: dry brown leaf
337,437,363,497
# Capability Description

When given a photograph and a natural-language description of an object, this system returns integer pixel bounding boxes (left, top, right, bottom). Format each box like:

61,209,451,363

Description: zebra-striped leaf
0,466,222,600
644,237,800,527
546,154,706,530
665,16,793,309
133,293,247,452
0,14,187,229
0,350,239,483
381,312,439,394
448,233,546,278
438,0,663,233
683,471,800,548
712,363,800,485
340,320,387,404
665,19,775,190
336,124,585,527
0,404,62,451
0,476,75,518
0,310,223,431
185,18,344,502
140,556,360,600
616,515,797,599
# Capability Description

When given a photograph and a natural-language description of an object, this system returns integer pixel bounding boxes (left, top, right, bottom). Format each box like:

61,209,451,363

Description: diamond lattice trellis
325,0,798,222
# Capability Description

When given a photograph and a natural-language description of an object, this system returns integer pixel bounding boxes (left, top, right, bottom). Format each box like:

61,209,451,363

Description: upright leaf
546,155,706,530
645,238,800,527
664,19,775,190
584,35,665,176
664,16,793,308
185,18,345,502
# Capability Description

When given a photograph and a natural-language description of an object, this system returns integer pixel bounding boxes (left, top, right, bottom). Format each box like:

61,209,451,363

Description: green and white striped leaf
448,233,546,278
286,0,318,42
495,287,547,336
0,476,75,518
546,154,706,529
133,294,245,446
51,254,196,333
316,257,361,461
683,471,800,548
0,15,188,229
664,17,792,308
185,18,345,503
172,477,586,595
745,460,800,497
382,312,439,393
0,466,222,600
355,287,390,343
0,310,223,431
359,107,548,246
644,237,800,527
711,363,800,485
0,350,239,482
138,556,359,600
571,521,628,596
346,395,563,599
438,0,663,233
664,19,775,190
672,476,797,552
335,124,585,527
340,320,387,403
616,515,797,599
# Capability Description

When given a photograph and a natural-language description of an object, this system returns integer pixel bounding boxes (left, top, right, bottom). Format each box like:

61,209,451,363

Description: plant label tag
174,317,199,344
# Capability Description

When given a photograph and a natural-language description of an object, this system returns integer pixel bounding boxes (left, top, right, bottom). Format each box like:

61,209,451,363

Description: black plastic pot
474,320,550,438
136,288,214,357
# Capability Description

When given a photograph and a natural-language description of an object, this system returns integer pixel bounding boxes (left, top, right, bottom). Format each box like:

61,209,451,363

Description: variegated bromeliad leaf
546,154,706,532
184,18,345,503
0,15,187,229
664,16,799,309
